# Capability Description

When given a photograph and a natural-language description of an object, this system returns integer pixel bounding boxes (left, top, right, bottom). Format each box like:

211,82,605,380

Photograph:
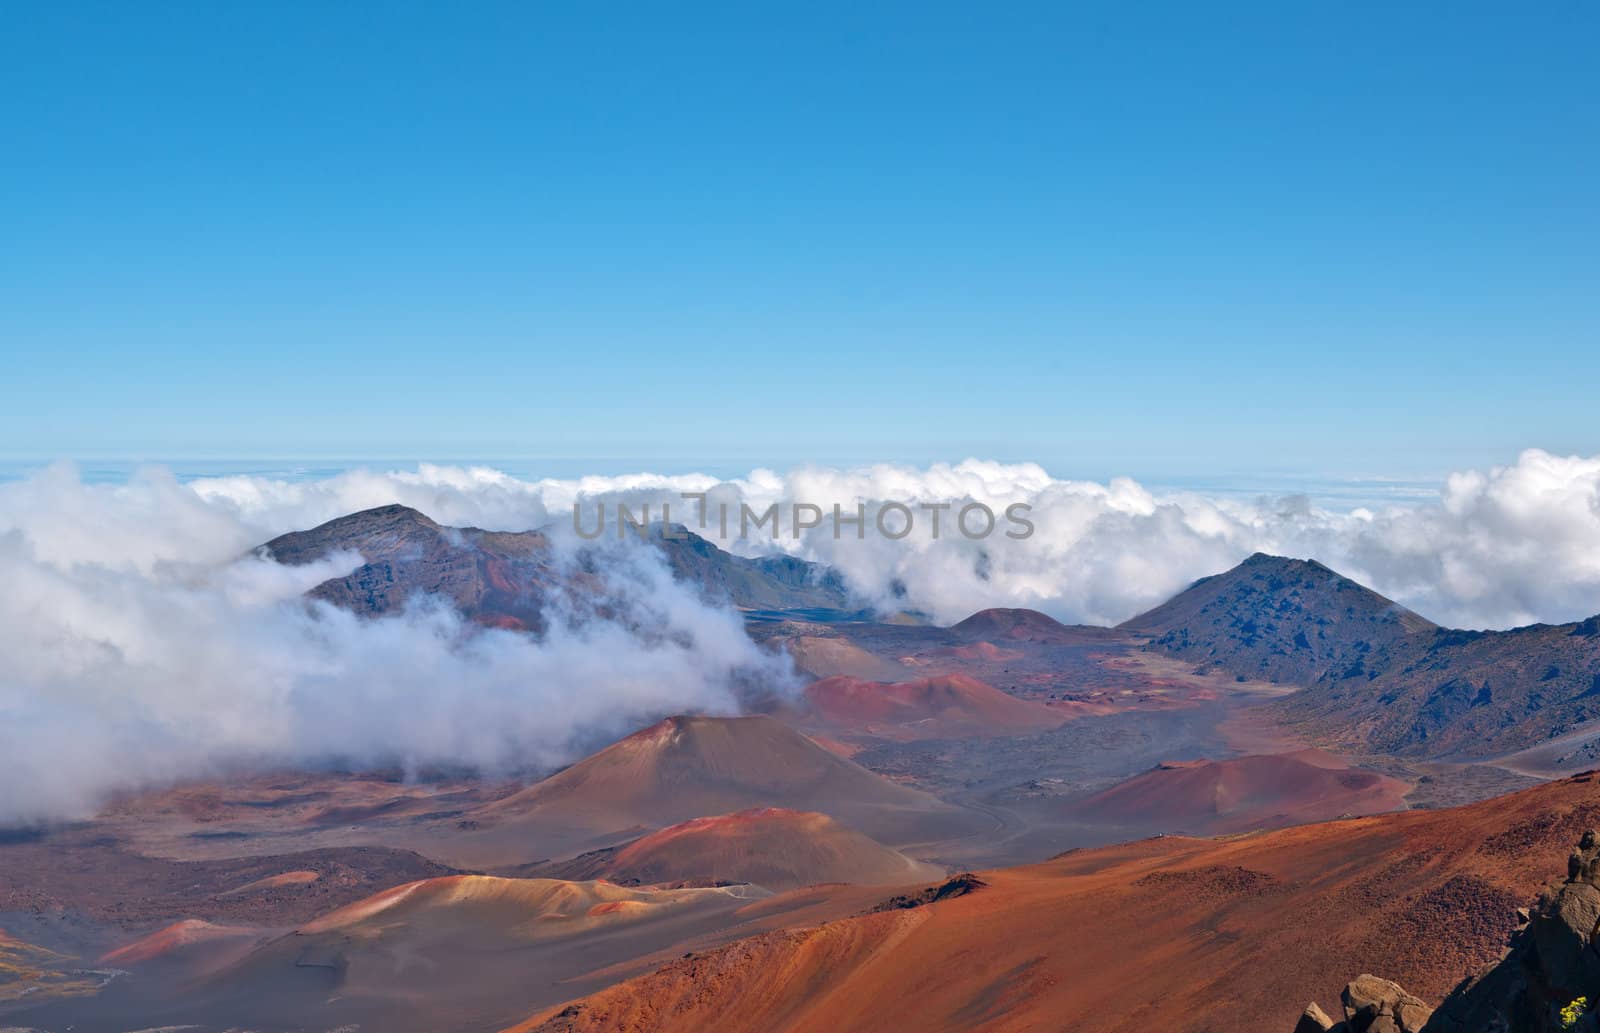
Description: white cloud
3,449,1599,823
0,467,791,824
160,450,1600,629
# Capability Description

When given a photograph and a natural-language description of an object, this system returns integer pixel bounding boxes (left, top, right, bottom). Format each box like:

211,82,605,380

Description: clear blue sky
2,3,1595,481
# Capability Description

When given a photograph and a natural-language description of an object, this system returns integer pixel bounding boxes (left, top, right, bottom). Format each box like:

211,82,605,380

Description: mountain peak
1120,553,1436,684
311,502,438,530
362,502,435,521
1241,551,1326,569
259,503,442,566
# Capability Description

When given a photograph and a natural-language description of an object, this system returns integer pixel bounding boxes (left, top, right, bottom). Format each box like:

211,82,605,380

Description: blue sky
2,3,1595,483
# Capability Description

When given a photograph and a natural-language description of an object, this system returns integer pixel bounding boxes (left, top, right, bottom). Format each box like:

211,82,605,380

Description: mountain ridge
260,503,855,626
1118,552,1600,761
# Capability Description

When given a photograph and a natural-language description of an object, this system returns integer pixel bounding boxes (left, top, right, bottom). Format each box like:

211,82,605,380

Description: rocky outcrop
1298,832,1600,1033
867,873,986,913
1294,975,1432,1033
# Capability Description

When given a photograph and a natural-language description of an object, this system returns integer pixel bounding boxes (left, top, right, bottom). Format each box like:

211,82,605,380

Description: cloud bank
3,448,1599,822
182,448,1600,629
0,468,791,824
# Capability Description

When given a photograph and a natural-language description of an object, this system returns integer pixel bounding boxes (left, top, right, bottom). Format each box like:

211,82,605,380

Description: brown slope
1121,552,1437,684
472,715,982,853
595,809,943,891
1064,749,1410,835
505,770,1600,1033
803,674,1070,740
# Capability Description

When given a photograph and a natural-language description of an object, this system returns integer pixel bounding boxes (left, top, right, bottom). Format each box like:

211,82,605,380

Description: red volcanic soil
471,715,978,854
803,675,1070,739
949,608,1077,643
507,771,1600,1033
1065,749,1412,835
601,809,943,891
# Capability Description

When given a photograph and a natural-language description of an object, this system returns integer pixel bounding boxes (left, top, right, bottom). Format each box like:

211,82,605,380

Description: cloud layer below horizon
3,448,1599,823
183,446,1600,630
